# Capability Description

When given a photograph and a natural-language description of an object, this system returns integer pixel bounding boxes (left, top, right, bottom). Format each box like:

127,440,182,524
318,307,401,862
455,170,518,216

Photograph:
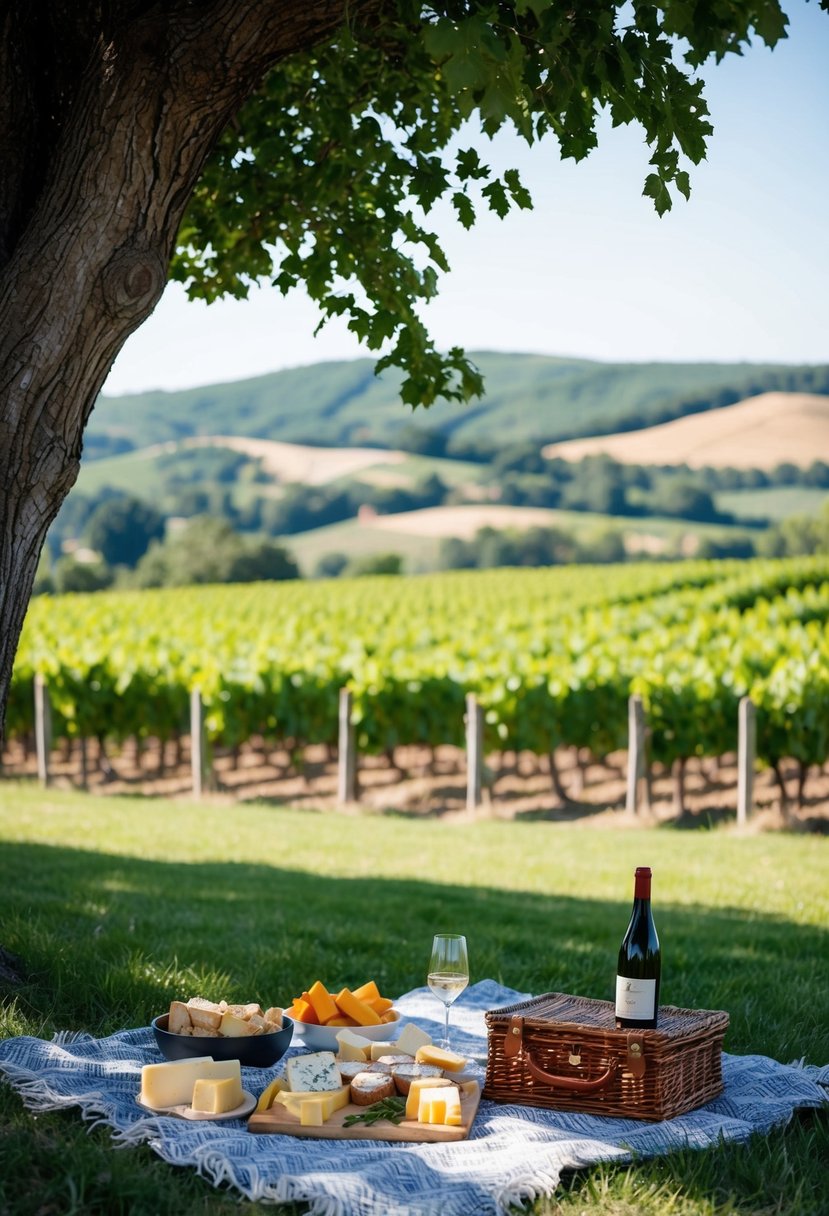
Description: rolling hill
87,353,829,451
543,392,829,469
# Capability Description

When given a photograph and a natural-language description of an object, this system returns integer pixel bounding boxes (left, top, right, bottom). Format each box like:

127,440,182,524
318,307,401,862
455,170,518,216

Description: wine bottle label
615,975,657,1019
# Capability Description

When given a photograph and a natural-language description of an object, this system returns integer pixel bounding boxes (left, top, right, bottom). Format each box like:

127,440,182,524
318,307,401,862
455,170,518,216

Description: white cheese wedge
395,1022,432,1058
285,1050,341,1093
139,1057,241,1109
191,1074,244,1114
335,1028,372,1062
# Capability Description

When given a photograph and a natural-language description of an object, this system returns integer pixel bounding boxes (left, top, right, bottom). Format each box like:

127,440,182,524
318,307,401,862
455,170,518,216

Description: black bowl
151,1013,294,1068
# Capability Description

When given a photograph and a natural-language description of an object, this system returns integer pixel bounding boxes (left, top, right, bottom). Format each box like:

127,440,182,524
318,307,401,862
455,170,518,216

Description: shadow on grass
0,840,827,1068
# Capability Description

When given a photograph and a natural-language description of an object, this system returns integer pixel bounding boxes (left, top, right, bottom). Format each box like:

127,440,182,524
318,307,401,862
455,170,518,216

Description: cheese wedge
415,1044,466,1072
334,988,382,1026
335,1028,373,1062
139,1057,241,1109
191,1074,244,1115
395,1023,432,1057
256,1075,287,1113
404,1074,454,1120
286,1050,341,1092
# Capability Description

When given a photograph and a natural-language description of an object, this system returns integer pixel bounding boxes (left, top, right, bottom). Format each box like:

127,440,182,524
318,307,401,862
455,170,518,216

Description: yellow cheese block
404,1075,454,1120
415,1044,466,1072
191,1074,244,1114
275,1083,351,1121
140,1058,242,1109
417,1084,462,1125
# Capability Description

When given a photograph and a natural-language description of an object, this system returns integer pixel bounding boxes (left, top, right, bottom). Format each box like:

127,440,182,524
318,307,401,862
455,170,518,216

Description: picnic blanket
1,980,827,1216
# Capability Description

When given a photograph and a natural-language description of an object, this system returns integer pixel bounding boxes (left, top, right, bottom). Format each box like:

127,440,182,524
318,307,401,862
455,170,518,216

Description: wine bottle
615,865,661,1029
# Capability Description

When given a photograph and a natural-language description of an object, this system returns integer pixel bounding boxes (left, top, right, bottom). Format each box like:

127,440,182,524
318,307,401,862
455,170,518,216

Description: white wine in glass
428,933,469,1049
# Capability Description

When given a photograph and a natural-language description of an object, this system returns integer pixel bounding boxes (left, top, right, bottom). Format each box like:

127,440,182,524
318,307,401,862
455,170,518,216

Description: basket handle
503,1014,619,1093
523,1049,618,1093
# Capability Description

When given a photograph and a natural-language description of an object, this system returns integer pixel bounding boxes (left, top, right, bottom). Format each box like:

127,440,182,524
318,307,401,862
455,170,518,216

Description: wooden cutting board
248,1079,481,1142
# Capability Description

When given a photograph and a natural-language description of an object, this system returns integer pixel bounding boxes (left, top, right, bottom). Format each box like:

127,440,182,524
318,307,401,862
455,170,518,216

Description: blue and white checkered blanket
1,980,827,1215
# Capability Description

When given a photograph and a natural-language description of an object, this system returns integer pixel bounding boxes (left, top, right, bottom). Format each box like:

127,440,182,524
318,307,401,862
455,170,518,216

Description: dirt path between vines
3,740,827,833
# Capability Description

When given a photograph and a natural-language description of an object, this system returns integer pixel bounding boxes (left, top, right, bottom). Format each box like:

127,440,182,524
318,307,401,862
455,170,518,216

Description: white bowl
294,1008,401,1051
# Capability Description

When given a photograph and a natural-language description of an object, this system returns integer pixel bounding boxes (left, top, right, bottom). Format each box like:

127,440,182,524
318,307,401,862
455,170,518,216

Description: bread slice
167,1001,192,1035
186,998,223,1032
349,1071,396,1106
337,1059,370,1083
391,1063,444,1095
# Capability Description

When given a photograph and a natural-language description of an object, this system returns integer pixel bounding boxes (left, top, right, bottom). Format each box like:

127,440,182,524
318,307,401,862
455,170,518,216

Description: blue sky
104,3,828,396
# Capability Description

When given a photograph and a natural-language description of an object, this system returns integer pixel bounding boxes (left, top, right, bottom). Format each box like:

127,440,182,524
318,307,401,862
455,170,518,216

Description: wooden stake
34,674,51,787
337,688,357,804
190,688,210,798
737,696,756,826
625,694,646,814
465,694,484,811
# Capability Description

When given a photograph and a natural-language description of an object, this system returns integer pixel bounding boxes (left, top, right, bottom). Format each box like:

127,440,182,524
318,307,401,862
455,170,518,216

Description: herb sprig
343,1096,407,1128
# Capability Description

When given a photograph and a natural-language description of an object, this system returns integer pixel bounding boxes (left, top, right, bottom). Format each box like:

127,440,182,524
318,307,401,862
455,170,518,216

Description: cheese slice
139,1057,241,1109
335,1028,372,1062
404,1075,454,1120
416,1084,461,1125
285,1050,341,1092
395,1022,432,1057
368,1041,396,1061
415,1044,466,1072
191,1074,244,1114
256,1075,287,1113
275,1083,351,1121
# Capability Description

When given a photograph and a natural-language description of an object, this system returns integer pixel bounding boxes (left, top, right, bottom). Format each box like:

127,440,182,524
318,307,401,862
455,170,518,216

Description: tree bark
0,0,369,741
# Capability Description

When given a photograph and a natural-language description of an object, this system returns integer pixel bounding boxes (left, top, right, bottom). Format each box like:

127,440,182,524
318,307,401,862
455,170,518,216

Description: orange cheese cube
291,996,318,1025
334,987,382,1026
352,981,381,1002
366,996,394,1015
307,981,339,1026
325,1016,357,1027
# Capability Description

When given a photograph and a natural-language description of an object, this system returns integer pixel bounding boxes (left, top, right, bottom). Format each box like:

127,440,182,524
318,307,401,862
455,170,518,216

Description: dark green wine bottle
615,866,661,1029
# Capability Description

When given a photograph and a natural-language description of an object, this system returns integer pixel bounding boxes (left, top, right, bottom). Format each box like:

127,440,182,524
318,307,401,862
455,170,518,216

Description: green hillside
88,352,829,451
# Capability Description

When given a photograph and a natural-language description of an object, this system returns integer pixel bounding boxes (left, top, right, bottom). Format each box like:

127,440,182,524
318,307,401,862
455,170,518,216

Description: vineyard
4,556,829,817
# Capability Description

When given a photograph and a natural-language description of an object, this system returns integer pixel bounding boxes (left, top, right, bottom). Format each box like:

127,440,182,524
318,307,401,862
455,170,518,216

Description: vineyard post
625,694,646,815
465,693,484,811
34,674,51,787
737,696,756,825
190,688,211,798
337,687,357,804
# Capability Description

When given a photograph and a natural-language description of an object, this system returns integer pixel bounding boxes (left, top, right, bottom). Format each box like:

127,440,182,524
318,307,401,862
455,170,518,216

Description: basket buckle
626,1033,646,1077
504,1015,524,1058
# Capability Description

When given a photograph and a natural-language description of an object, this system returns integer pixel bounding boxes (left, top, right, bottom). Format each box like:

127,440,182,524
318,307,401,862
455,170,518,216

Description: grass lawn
0,781,827,1215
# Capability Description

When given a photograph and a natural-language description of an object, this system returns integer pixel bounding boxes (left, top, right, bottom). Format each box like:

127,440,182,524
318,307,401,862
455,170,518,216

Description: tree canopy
172,0,800,406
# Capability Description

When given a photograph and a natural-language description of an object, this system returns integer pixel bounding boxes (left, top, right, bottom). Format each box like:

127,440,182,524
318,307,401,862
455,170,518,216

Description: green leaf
451,191,476,230
643,172,672,216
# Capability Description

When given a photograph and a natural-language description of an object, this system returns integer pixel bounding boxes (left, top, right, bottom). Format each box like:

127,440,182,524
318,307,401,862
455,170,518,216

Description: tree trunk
0,0,373,744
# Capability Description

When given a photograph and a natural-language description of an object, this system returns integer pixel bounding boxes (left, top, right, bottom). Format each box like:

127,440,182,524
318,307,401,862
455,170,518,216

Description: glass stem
443,1003,450,1049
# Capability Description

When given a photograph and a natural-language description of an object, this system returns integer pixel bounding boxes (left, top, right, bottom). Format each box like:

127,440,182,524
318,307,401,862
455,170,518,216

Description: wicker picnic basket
483,992,729,1121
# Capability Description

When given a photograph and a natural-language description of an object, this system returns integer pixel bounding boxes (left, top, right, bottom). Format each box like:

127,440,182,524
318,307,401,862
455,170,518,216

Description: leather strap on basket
626,1032,646,1078
502,1015,618,1093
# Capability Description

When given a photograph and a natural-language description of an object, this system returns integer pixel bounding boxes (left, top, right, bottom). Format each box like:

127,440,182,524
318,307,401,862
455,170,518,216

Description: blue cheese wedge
285,1050,341,1093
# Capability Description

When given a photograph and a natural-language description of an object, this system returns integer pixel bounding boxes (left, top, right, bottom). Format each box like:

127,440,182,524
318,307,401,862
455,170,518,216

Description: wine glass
428,933,469,1049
